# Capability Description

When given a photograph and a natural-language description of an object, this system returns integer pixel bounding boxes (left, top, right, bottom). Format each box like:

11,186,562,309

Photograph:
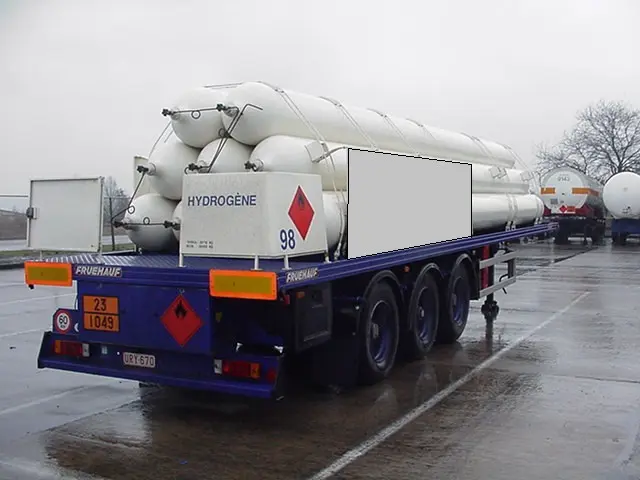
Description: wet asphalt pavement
1,239,640,479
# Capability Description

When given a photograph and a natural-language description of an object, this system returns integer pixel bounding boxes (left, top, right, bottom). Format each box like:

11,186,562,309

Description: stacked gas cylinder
123,81,544,253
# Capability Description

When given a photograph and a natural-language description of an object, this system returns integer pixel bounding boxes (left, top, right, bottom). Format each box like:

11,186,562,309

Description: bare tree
535,100,640,183
103,176,130,224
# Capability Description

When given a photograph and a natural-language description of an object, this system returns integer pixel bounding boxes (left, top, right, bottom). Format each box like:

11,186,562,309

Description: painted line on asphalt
0,293,75,307
0,385,99,417
0,328,43,339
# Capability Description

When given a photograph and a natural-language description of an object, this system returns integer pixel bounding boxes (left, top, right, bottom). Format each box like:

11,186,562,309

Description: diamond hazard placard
161,294,203,347
288,186,315,240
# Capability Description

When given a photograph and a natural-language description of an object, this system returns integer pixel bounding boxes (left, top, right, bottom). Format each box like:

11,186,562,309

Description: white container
196,137,253,173
602,171,640,219
221,81,518,168
539,166,604,214
146,137,200,200
171,201,183,241
132,155,155,199
180,172,328,259
168,86,231,148
122,193,179,252
472,193,544,231
249,135,531,194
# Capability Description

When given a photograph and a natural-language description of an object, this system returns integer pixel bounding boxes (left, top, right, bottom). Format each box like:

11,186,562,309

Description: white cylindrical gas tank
146,137,200,201
472,165,532,195
472,193,544,231
512,193,545,225
171,201,183,241
249,136,348,190
220,81,517,168
122,193,178,252
168,86,231,148
602,171,640,219
249,135,531,194
323,190,348,249
539,167,604,215
196,137,253,173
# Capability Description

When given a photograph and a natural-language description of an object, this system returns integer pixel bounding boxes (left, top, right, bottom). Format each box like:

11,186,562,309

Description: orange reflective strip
24,262,73,287
571,187,599,197
540,187,555,194
209,269,277,301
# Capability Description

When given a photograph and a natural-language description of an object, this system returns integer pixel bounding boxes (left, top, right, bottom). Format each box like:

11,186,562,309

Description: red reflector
266,368,277,383
53,340,83,357
222,360,261,380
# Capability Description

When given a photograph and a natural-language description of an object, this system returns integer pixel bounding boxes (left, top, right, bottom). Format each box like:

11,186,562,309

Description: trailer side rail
277,223,556,291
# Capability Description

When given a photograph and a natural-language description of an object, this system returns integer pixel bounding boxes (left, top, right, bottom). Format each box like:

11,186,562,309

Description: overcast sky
0,0,638,196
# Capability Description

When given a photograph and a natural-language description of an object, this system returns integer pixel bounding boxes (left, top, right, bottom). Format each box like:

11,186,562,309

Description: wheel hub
369,300,391,367
415,286,437,344
371,322,380,339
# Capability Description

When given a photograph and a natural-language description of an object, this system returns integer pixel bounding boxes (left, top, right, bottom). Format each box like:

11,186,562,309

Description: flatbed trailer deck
28,223,556,400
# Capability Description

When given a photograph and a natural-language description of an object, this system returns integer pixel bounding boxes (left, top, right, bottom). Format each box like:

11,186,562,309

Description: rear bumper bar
37,332,283,400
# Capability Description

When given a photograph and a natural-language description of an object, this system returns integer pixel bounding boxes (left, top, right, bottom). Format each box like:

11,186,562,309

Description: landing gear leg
480,244,501,324
481,293,500,324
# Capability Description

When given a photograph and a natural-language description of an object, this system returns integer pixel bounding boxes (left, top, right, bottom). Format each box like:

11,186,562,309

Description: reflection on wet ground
2,241,640,479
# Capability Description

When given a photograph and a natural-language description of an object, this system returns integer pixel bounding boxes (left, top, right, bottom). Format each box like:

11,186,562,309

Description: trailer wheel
401,268,440,361
357,281,400,385
591,231,603,245
612,233,627,245
437,262,471,344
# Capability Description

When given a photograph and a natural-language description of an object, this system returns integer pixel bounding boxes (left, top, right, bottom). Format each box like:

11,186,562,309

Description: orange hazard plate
84,313,120,332
82,295,120,332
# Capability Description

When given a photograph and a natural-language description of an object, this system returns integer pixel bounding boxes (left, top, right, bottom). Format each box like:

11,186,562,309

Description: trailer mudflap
75,282,213,354
37,331,284,399
290,282,333,352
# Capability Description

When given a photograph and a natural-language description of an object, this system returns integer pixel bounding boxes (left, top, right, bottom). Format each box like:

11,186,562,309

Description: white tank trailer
603,171,640,245
539,167,605,245
122,81,545,253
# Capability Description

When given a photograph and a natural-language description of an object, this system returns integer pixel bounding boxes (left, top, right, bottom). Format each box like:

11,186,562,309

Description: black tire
436,261,471,344
401,268,440,361
357,281,400,385
613,233,628,246
591,231,603,245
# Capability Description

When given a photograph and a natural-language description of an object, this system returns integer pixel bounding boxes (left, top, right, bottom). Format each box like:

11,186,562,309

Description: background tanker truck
538,166,606,245
603,171,640,245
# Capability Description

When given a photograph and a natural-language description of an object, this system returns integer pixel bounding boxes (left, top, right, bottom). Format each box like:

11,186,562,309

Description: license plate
84,313,119,332
123,352,156,369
